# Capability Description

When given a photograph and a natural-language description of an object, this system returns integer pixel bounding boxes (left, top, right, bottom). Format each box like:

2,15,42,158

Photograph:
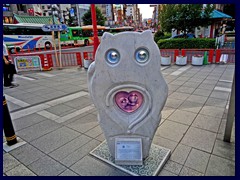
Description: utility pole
91,4,100,58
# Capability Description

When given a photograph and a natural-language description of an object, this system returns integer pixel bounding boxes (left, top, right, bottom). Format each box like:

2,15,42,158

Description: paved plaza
3,64,235,176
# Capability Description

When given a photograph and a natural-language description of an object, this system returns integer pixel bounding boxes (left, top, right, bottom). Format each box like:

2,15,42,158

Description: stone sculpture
87,30,168,160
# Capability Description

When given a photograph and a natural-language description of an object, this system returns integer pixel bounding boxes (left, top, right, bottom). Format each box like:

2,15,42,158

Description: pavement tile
64,96,92,110
5,101,22,112
184,148,210,173
70,155,128,176
66,114,99,133
5,164,36,176
13,113,47,131
183,81,201,88
49,134,92,161
30,126,80,154
27,155,66,176
205,97,228,108
9,144,45,166
205,155,235,176
178,100,203,113
158,169,178,176
193,88,212,97
202,79,218,85
95,133,106,142
168,109,197,125
192,114,222,133
156,120,189,142
170,80,186,86
85,125,103,138
22,96,48,104
16,120,62,142
176,86,196,94
216,81,232,88
61,139,101,167
199,106,225,118
186,94,208,104
181,127,216,153
212,139,235,161
210,90,230,100
168,92,190,101
198,83,216,90
45,104,77,117
167,84,180,92
170,144,191,165
153,135,178,152
163,160,183,175
165,98,184,109
161,107,176,119
59,169,79,176
179,166,204,176
3,153,21,173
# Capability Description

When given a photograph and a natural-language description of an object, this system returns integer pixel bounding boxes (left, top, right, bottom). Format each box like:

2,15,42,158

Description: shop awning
210,10,232,19
13,13,60,24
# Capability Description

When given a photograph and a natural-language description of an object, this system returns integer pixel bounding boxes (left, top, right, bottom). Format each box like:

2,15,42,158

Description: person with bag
3,43,18,88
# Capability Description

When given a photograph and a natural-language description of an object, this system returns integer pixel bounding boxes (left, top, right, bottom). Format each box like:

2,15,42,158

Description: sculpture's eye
106,49,120,64
135,48,149,63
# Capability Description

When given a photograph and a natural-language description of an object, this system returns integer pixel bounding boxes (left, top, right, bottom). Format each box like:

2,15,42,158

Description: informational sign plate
14,56,42,72
42,24,68,32
115,138,143,165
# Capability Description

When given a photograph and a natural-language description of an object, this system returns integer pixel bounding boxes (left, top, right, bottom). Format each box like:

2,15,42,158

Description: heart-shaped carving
115,91,143,113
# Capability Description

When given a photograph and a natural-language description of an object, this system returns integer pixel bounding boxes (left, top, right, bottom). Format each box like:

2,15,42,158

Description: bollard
3,95,18,146
203,51,208,65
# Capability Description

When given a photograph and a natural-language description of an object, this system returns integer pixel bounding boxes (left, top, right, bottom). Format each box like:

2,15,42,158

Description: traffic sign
42,24,68,32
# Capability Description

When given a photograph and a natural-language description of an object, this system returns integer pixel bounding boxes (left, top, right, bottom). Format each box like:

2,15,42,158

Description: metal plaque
115,138,143,165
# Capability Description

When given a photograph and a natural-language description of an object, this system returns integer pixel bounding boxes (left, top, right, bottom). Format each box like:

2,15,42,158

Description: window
42,6,45,9
4,26,25,35
72,30,79,37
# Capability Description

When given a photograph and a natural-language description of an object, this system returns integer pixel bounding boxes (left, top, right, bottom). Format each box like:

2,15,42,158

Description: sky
138,4,155,19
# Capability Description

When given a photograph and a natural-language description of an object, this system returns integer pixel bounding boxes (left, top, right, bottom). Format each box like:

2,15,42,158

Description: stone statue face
87,31,168,158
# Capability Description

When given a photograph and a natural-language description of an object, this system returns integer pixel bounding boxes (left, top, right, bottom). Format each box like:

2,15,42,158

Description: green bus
60,25,109,46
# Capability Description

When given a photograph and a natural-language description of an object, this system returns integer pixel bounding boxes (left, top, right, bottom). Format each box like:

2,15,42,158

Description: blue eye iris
135,49,149,63
106,49,120,64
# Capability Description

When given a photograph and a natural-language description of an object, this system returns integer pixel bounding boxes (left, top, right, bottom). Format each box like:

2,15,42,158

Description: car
171,33,196,39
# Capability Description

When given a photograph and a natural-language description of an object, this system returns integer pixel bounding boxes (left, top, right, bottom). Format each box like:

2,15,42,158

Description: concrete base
3,138,27,153
90,141,171,176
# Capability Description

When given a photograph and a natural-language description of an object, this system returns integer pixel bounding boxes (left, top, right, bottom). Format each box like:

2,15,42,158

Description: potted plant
192,54,203,66
84,58,94,69
161,55,171,66
176,55,187,65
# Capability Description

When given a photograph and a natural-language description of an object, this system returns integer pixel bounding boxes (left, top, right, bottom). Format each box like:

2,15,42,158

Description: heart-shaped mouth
115,91,143,113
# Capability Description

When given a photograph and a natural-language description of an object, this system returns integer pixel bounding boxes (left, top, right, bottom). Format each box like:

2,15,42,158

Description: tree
159,4,214,34
82,6,107,26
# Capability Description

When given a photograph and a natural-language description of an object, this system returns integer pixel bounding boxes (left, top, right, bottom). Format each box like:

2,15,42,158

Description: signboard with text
14,56,42,72
42,24,68,32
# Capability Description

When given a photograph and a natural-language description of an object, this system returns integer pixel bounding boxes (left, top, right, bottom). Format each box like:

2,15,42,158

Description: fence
9,48,235,71
160,49,235,64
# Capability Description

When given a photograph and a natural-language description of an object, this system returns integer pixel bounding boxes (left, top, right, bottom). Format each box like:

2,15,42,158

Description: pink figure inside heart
115,91,143,113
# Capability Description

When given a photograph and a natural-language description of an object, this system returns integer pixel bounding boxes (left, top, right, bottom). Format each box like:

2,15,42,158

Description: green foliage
157,38,216,49
154,30,171,43
159,4,214,33
82,6,107,26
